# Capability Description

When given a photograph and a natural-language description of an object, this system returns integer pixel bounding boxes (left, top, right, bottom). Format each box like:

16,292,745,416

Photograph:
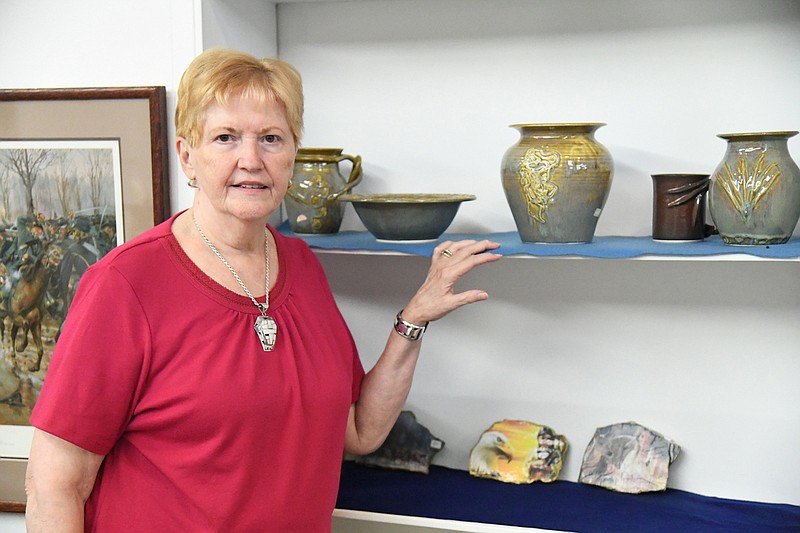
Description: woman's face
178,92,296,223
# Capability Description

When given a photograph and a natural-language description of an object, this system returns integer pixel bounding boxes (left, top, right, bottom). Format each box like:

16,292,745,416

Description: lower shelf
336,462,800,533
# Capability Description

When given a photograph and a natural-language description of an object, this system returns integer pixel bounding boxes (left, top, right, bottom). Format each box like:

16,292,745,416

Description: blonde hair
175,48,304,147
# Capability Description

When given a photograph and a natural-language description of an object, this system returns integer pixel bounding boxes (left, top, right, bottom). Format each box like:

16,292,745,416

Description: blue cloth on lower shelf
337,462,800,533
277,223,800,259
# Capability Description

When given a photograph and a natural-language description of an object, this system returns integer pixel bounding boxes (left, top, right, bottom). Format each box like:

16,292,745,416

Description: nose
237,137,263,171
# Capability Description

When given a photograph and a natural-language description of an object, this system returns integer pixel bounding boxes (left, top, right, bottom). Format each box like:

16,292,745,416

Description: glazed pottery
708,131,800,245
651,173,711,242
501,123,614,243
285,148,362,234
339,193,475,242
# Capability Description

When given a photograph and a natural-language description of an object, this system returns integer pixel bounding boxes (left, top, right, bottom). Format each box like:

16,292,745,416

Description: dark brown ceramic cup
651,173,712,241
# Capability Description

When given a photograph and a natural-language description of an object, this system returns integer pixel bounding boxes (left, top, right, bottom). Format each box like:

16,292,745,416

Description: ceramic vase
285,148,362,234
501,123,613,243
708,131,800,245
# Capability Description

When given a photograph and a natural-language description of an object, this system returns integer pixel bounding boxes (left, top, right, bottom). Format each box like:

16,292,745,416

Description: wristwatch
393,310,428,341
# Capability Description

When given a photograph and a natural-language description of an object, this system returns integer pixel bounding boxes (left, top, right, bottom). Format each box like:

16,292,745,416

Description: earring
188,178,198,188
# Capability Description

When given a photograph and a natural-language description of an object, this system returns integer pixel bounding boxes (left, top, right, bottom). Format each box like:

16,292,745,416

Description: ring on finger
441,248,453,258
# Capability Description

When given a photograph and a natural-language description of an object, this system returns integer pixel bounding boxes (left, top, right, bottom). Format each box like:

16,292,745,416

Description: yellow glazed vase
285,148,362,234
501,123,614,243
708,131,800,245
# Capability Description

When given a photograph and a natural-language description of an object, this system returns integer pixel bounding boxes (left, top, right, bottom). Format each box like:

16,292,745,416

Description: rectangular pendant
254,315,277,351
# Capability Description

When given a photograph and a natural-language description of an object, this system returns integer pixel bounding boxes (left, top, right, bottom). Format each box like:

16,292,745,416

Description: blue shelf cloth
277,223,800,259
337,462,800,533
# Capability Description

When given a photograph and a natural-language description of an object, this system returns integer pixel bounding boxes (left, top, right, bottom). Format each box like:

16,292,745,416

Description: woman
25,48,501,532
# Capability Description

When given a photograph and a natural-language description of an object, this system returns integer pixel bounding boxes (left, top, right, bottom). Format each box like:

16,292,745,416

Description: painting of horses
0,139,122,455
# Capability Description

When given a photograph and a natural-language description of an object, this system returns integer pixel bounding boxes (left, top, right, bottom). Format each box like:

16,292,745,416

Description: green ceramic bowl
339,193,476,242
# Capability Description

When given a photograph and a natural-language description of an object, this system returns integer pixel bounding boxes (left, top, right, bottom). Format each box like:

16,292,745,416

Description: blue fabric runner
337,462,800,532
277,223,800,259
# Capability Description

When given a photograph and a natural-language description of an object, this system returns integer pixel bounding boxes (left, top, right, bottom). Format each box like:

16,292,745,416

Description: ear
176,137,194,179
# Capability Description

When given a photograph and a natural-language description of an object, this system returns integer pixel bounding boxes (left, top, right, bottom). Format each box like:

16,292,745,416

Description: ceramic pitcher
285,148,362,234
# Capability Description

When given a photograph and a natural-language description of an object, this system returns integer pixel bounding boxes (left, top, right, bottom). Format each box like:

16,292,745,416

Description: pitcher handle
328,154,363,201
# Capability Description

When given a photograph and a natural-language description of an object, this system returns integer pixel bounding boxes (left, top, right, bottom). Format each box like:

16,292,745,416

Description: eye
216,133,234,143
263,134,280,144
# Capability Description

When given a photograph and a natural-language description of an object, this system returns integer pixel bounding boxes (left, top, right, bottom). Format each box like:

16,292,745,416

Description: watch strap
393,310,428,341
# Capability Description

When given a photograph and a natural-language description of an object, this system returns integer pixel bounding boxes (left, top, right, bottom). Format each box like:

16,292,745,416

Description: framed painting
0,87,171,512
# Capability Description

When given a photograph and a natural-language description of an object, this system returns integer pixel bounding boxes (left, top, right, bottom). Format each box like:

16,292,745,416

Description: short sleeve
30,263,152,455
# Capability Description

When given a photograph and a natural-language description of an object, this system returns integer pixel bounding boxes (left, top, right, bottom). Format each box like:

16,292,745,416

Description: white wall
201,0,278,57
1,0,798,529
0,0,201,223
0,0,201,529
0,0,279,222
278,0,800,236
277,0,800,507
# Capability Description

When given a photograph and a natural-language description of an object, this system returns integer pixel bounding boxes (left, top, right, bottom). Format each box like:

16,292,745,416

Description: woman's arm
345,239,501,455
25,428,104,532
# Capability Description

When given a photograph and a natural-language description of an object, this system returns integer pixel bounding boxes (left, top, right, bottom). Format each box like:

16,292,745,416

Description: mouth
233,183,268,190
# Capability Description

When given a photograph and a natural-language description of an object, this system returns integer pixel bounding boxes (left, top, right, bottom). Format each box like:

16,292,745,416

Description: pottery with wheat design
708,131,800,245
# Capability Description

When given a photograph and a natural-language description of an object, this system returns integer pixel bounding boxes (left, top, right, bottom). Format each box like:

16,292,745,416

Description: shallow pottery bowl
339,193,476,242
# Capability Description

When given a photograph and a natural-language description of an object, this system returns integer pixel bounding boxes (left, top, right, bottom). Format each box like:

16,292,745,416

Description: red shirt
31,213,364,532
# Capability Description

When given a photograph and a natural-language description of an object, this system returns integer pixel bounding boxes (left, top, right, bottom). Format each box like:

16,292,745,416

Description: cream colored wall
0,0,271,529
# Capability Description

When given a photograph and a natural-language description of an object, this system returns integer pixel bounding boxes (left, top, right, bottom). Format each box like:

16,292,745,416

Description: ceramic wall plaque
354,411,444,474
579,421,681,494
469,419,567,484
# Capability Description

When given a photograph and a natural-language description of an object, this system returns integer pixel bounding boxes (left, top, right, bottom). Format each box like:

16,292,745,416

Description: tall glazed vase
501,123,614,243
708,131,800,245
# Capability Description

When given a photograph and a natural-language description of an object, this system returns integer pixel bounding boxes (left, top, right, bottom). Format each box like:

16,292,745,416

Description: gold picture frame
0,87,171,512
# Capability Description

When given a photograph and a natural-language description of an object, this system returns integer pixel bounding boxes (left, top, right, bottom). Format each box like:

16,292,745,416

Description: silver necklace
193,215,277,351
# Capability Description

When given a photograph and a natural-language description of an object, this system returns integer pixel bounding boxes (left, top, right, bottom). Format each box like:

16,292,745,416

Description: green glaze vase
285,148,362,234
501,123,614,243
708,131,800,245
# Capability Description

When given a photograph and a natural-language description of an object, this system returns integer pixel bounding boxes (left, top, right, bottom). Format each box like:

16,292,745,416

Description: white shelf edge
628,253,798,262
333,509,570,533
312,248,800,261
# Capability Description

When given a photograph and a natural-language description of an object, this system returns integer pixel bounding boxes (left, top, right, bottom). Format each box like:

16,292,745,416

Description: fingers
402,240,501,324
434,240,502,279
434,239,502,262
